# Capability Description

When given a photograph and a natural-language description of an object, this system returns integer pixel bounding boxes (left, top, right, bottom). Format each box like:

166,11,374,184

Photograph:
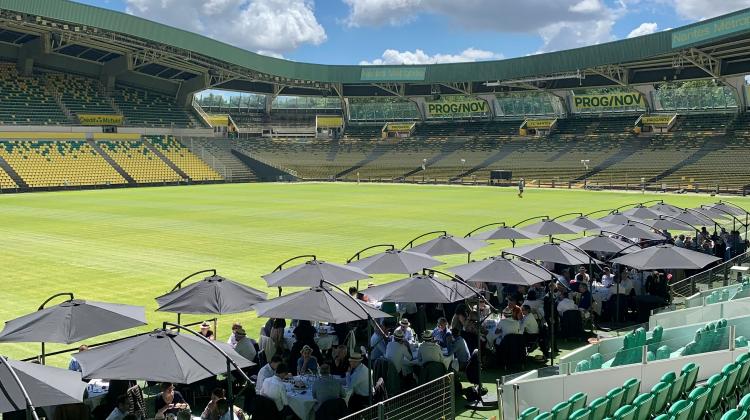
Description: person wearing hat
346,352,372,413
417,330,443,366
395,318,416,345
385,329,414,376
198,322,215,341
232,328,257,363
296,344,319,375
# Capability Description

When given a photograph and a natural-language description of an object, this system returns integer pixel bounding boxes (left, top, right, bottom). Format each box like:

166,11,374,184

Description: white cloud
125,0,326,54
256,50,285,59
667,0,750,20
360,47,503,65
627,22,658,38
343,0,621,53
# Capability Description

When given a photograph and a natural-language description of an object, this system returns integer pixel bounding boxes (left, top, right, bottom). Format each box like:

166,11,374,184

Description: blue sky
75,0,750,65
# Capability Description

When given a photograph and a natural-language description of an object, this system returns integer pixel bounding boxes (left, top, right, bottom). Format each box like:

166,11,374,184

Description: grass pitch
2,182,748,369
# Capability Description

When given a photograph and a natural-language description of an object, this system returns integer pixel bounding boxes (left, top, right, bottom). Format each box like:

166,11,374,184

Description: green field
2,182,748,369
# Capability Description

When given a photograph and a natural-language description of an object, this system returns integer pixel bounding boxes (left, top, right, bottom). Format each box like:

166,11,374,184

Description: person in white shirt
105,395,129,420
216,398,239,420
494,309,521,346
369,328,387,360
601,267,615,288
395,318,416,346
232,328,257,363
385,329,413,375
227,322,242,348
520,305,539,335
417,330,443,366
256,355,282,392
346,353,372,413
574,266,590,285
260,363,290,413
557,292,579,316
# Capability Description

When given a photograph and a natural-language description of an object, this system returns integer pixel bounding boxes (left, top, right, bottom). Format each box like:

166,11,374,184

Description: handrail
670,249,750,297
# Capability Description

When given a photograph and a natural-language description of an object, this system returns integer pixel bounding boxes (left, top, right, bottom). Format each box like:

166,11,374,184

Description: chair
560,310,585,340
651,382,672,414
588,397,609,420
419,361,446,385
724,363,742,407
736,353,750,393
569,408,591,420
681,363,700,394
612,404,636,420
653,415,670,420
632,393,654,420
622,379,640,405
687,386,710,420
606,387,626,417
667,399,693,420
590,353,604,370
662,371,677,384
569,392,588,412
670,371,687,403
550,401,571,420
706,374,728,415
721,409,748,420
519,406,540,420
533,412,553,420
316,398,348,420
253,395,280,417
738,393,750,412
497,334,527,370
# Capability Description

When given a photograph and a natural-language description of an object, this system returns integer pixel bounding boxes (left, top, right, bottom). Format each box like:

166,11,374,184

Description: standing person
68,345,87,372
518,177,525,198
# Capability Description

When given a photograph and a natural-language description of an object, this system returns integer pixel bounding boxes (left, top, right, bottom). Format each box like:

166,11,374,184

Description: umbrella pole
0,356,41,420
226,359,234,411
40,342,45,365
367,321,373,406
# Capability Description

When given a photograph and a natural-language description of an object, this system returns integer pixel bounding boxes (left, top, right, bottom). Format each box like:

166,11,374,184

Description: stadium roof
1,0,750,97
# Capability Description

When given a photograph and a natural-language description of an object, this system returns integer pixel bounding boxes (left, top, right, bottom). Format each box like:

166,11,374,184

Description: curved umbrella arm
550,237,604,271
717,200,750,215
637,199,664,207
272,255,317,272
170,269,217,292
500,251,560,283
318,280,387,337
401,230,447,250
0,356,40,420
346,244,395,263
583,208,617,217
603,239,665,261
464,222,506,238
701,205,747,227
599,230,639,245
38,292,75,311
614,201,656,212
512,215,549,228
654,215,701,233
687,208,723,233
422,268,497,312
550,212,582,221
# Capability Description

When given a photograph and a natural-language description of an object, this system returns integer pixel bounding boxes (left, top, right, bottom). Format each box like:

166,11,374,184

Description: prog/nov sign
672,9,750,48
573,93,645,109
426,100,490,117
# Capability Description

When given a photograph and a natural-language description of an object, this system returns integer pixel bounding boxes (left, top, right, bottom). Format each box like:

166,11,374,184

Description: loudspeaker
490,170,512,180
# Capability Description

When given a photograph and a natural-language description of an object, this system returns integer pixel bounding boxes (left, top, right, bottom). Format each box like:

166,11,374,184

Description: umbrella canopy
75,329,253,383
599,223,666,241
0,357,87,413
253,286,391,323
704,203,748,217
156,275,267,315
672,210,717,227
447,256,554,285
507,242,600,266
598,213,637,225
347,249,443,274
362,274,475,303
472,226,542,241
0,300,146,344
610,244,721,270
648,203,684,215
621,206,664,219
643,217,695,232
262,259,370,287
409,234,488,256
566,216,613,231
692,207,730,220
519,220,584,236
568,235,637,254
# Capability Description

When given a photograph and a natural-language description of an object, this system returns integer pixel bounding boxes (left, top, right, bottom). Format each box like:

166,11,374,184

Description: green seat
653,415,670,420
622,379,640,405
736,353,750,392
550,401,571,420
669,372,687,403
687,386,710,420
706,374,728,414
632,393,654,420
612,404,636,420
656,346,671,360
577,360,592,372
569,392,588,412
651,382,672,414
667,399,692,420
739,393,750,412
589,397,609,420
519,406,540,420
533,412,552,420
681,363,700,394
662,371,677,384
721,409,747,420
724,363,742,406
569,408,591,420
606,387,626,417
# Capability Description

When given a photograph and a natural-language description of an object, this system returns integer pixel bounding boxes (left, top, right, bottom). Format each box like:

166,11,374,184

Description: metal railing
340,372,455,420
670,250,750,299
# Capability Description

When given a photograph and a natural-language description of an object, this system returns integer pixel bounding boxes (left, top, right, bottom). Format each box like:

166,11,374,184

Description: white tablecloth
283,327,339,351
284,376,351,420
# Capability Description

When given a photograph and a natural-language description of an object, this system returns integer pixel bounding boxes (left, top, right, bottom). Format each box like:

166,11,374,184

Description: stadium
5,1,750,420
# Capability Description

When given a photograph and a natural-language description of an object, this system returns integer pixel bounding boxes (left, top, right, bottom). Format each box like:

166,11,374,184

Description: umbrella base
464,386,498,410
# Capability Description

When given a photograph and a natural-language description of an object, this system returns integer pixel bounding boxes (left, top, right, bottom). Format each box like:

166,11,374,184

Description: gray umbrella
705,202,748,217
347,249,443,274
598,213,636,225
599,222,666,240
648,203,684,215
262,259,370,287
566,216,614,231
472,226,542,241
507,242,600,265
673,210,717,227
75,329,253,383
447,256,554,285
361,274,475,303
568,235,637,254
253,286,392,323
692,207,730,220
642,217,695,232
0,299,146,344
0,357,87,414
610,244,721,270
156,274,267,315
409,234,488,256
621,206,664,219
519,220,584,236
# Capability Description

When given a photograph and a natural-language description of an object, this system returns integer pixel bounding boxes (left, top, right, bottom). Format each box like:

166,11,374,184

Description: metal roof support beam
681,48,722,78
16,33,49,76
441,82,472,95
331,83,348,122
590,65,628,86
723,75,747,111
632,84,657,112
371,83,405,97
550,90,572,116
176,72,209,109
99,53,132,90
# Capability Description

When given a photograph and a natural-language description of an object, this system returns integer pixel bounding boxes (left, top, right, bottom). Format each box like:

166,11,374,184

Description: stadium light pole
164,269,217,325
0,356,40,420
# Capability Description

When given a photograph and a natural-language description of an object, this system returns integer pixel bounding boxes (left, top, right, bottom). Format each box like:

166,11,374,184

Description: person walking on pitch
518,178,525,198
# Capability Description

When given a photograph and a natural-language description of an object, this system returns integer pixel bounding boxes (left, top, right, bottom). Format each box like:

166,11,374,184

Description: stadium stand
46,72,117,118
145,136,222,181
0,63,68,126
112,85,202,128
0,166,17,189
0,139,126,187
96,139,182,184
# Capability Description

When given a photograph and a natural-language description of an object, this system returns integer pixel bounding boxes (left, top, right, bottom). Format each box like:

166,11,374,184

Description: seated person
556,291,578,316
199,322,215,340
256,355,283,392
494,308,521,346
369,327,387,360
215,399,239,420
154,383,189,419
417,330,443,366
386,329,414,375
446,328,470,369
312,364,346,411
395,318,416,345
297,344,319,375
260,363,291,415
432,317,451,347
578,283,592,312
200,388,225,420
106,395,129,420
330,345,349,376
233,328,257,363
